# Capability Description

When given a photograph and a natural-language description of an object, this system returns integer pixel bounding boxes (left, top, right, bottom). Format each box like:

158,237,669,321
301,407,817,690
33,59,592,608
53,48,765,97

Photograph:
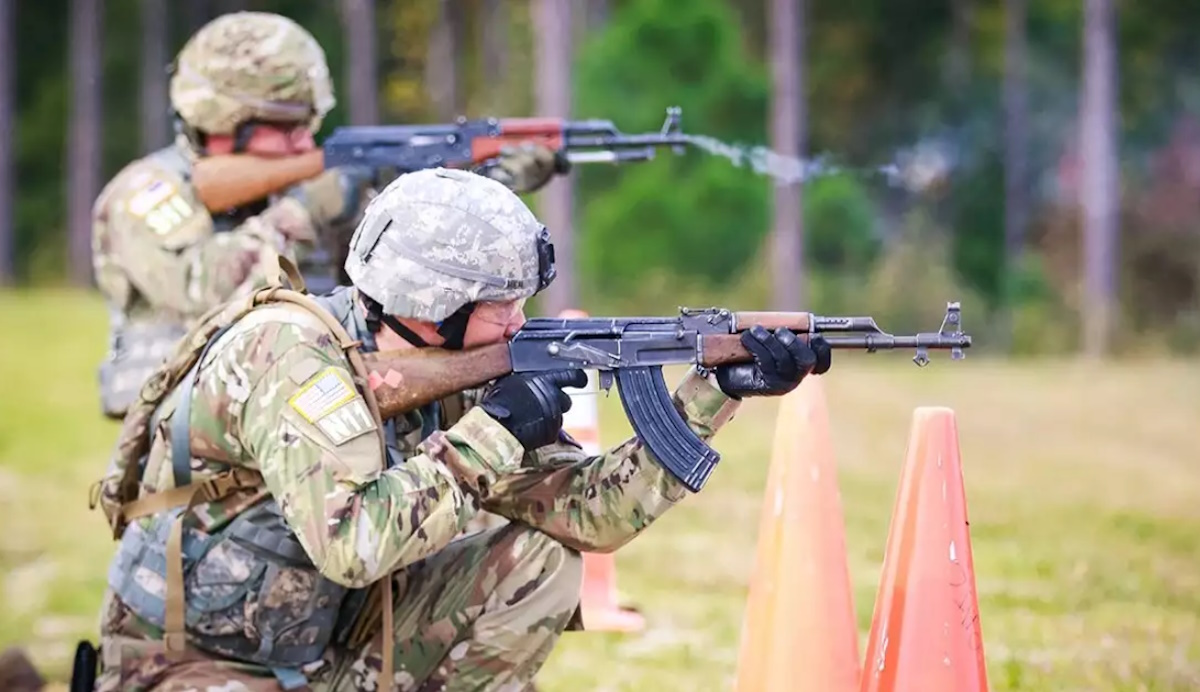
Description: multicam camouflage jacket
91,265,742,688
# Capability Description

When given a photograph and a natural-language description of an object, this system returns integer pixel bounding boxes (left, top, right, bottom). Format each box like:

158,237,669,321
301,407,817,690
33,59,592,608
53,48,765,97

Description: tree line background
2,0,1199,357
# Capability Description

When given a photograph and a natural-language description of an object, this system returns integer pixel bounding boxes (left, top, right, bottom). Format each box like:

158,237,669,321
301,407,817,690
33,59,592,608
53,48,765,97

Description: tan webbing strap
116,467,263,659
262,250,308,294
164,512,187,657
100,290,266,540
119,467,263,523
163,479,235,659
383,580,394,689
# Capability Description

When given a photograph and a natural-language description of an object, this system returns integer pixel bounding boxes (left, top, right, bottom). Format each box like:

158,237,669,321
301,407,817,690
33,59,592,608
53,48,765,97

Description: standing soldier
89,168,832,691
91,11,558,420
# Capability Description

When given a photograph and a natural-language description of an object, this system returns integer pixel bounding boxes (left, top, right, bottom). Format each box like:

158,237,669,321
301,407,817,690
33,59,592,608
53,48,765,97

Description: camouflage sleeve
97,164,317,319
479,367,741,553
235,318,529,589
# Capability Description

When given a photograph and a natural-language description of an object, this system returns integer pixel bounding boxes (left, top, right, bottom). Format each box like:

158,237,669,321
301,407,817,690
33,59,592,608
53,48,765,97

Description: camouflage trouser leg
320,523,582,692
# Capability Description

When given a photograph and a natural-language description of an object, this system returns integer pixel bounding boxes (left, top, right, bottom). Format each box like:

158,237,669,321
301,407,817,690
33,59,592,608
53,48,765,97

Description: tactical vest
92,254,401,690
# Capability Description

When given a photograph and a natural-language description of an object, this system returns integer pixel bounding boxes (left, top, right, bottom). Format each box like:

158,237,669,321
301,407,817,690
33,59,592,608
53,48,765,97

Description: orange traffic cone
733,375,861,692
558,309,645,633
860,407,988,692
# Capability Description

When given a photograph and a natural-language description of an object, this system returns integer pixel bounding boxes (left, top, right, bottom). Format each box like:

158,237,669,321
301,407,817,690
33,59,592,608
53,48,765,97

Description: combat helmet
169,11,335,144
344,168,556,349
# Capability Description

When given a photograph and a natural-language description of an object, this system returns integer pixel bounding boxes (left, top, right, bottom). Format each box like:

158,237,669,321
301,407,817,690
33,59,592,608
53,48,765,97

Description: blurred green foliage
9,0,1200,353
573,0,770,294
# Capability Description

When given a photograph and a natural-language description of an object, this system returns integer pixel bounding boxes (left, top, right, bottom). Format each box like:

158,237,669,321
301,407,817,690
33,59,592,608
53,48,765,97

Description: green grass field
2,289,1199,691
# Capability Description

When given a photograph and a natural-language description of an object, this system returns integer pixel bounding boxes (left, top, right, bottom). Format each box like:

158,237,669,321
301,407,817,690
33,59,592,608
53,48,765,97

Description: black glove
478,369,589,450
715,327,832,399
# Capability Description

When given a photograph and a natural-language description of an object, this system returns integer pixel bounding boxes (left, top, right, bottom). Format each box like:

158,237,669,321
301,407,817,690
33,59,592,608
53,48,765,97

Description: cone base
580,606,646,633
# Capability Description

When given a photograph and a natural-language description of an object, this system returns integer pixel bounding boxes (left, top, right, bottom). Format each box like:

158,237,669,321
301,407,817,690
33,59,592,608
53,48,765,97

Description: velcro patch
314,398,376,446
288,368,377,446
129,180,176,216
129,179,197,236
287,357,323,385
288,368,358,423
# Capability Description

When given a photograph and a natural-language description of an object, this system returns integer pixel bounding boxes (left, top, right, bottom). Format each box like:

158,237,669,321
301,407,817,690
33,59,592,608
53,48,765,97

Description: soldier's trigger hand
478,370,588,452
715,328,832,399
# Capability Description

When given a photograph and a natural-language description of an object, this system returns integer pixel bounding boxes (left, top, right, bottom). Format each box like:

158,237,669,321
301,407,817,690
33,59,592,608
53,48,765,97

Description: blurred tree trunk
140,0,169,152
0,0,13,284
480,0,509,112
426,0,463,118
1000,0,1029,348
947,0,973,98
340,0,379,125
1004,0,1029,264
769,0,805,310
534,0,574,315
183,0,212,34
1080,0,1118,357
214,0,248,13
67,0,103,286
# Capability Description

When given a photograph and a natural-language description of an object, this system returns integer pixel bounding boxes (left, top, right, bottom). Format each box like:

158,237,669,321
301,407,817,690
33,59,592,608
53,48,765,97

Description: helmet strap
363,294,476,351
232,122,256,154
172,111,207,155
433,303,476,350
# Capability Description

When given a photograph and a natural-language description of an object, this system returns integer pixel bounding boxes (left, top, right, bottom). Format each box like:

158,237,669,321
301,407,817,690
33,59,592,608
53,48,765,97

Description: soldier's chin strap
362,294,475,351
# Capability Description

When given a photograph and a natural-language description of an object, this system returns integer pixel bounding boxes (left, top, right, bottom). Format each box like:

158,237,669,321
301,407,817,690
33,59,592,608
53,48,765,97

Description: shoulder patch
289,368,357,423
314,398,376,446
288,357,323,385
127,178,197,236
288,367,377,446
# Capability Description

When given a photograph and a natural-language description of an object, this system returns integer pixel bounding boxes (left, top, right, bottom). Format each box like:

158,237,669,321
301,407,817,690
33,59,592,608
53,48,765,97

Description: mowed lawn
2,289,1199,691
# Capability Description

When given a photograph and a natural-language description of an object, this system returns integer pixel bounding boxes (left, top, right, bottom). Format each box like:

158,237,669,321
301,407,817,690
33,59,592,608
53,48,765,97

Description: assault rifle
192,107,690,213
361,301,972,493
321,105,690,171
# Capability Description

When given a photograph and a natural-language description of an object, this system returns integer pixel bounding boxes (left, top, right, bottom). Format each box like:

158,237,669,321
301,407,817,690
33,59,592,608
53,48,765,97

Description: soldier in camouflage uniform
91,11,559,421
90,168,832,691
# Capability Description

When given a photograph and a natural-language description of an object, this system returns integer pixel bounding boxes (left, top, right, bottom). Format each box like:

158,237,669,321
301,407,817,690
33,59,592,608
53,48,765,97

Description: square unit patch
288,368,376,446
289,368,357,422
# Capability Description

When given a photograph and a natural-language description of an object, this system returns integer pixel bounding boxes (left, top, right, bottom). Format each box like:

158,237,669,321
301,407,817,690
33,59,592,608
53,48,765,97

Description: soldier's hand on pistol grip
479,369,589,451
715,327,832,399
490,143,564,194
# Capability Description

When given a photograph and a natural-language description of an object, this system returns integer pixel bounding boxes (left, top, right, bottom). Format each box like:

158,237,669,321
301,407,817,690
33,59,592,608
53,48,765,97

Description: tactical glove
479,369,588,451
482,143,566,194
283,165,375,231
715,327,832,399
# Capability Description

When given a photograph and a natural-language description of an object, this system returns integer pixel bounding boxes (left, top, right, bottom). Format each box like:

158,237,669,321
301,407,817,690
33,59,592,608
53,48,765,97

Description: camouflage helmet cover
345,168,556,322
169,12,336,136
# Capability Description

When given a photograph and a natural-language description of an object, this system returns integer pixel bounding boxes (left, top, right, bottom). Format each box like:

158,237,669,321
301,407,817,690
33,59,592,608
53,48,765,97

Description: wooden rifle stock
362,344,514,420
357,311,827,419
359,337,766,420
192,149,326,213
